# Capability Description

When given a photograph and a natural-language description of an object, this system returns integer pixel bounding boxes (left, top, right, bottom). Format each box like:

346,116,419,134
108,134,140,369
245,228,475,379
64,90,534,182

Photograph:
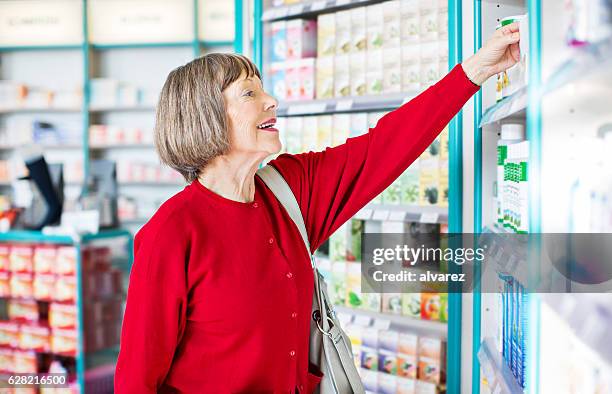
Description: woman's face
223,73,280,158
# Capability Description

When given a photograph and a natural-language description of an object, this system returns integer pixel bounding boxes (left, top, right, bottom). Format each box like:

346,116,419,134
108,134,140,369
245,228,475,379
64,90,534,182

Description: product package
285,61,301,101
366,3,384,50
317,13,335,57
379,329,399,352
438,164,449,207
378,373,398,393
0,271,10,297
400,0,420,43
33,274,55,300
383,1,401,48
301,116,318,152
399,332,418,355
349,52,367,96
401,293,422,318
383,47,402,93
349,113,369,138
361,293,382,312
331,261,347,305
286,19,317,60
421,293,441,320
420,41,439,88
8,300,38,322
383,178,402,205
49,303,78,329
284,117,302,154
269,21,287,62
418,357,441,384
9,245,33,273
13,350,37,373
0,244,10,271
33,246,56,274
315,56,334,99
350,7,367,52
0,322,20,347
19,324,50,352
378,350,398,375
335,10,352,54
400,161,420,204
347,219,363,262
299,58,316,100
360,346,379,370
54,275,77,303
382,293,403,315
397,377,417,394
419,0,439,42
50,328,77,356
346,262,363,308
334,55,351,97
360,368,379,392
10,273,33,298
366,49,384,95
397,354,418,379
401,45,421,92
268,62,287,100
316,115,333,150
55,246,77,276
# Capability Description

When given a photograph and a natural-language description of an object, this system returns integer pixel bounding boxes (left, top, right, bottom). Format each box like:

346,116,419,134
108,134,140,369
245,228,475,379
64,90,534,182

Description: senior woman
115,23,520,394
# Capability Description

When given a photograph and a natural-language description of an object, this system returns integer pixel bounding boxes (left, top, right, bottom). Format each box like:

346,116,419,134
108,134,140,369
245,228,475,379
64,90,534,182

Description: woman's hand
462,22,521,86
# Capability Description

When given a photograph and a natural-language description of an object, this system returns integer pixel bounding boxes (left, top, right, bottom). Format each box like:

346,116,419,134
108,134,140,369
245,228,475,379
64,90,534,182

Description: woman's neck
197,153,264,203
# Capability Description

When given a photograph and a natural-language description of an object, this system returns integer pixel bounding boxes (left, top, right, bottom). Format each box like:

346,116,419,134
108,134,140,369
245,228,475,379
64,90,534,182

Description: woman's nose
264,93,278,112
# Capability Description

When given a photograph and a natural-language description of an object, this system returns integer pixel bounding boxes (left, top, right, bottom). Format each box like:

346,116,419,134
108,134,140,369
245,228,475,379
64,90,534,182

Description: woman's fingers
501,21,520,35
510,42,520,62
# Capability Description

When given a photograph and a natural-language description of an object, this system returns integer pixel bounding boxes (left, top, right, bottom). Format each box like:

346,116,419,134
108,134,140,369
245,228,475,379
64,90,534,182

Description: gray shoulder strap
256,165,311,255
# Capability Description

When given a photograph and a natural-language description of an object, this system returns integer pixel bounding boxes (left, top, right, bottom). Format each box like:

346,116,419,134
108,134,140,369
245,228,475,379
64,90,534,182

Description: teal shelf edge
200,40,233,47
0,44,83,52
0,229,131,244
90,42,194,50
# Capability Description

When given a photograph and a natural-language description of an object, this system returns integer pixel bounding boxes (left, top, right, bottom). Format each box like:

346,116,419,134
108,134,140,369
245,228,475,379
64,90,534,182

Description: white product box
383,1,401,48
350,7,367,52
350,113,369,138
438,40,449,81
420,41,439,88
317,13,336,57
284,61,301,101
383,47,402,93
285,117,303,154
316,56,335,99
268,62,286,100
402,44,421,91
419,0,439,42
400,0,420,43
332,114,351,147
286,19,317,60
366,3,384,50
438,0,449,39
349,52,367,96
316,115,333,151
366,49,384,95
334,55,351,97
298,58,316,100
269,21,287,62
335,10,352,54
301,116,318,152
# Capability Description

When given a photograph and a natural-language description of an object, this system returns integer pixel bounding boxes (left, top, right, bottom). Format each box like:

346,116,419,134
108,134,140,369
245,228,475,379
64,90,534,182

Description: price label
335,99,353,112
420,212,440,224
372,209,390,221
311,1,327,11
287,103,326,116
388,210,407,222
373,318,391,330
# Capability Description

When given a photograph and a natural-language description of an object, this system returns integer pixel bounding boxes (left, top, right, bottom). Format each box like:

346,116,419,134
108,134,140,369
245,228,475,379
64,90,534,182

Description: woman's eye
244,90,254,97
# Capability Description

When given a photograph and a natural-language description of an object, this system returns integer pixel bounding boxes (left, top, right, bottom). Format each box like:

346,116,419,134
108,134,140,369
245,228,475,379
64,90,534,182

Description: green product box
401,293,421,318
439,293,448,323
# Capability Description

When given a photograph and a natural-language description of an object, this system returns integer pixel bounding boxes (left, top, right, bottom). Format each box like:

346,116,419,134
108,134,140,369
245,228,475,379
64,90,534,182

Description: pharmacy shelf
355,204,448,224
277,92,416,117
0,107,82,114
88,105,155,113
544,37,612,95
0,45,83,52
540,294,612,366
262,0,387,22
334,305,448,339
0,144,82,151
0,228,131,244
90,42,194,50
480,86,527,127
90,144,155,150
477,338,524,394
118,181,184,187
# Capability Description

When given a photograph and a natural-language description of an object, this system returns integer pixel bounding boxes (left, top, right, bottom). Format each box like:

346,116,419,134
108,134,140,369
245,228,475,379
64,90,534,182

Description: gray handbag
257,165,365,394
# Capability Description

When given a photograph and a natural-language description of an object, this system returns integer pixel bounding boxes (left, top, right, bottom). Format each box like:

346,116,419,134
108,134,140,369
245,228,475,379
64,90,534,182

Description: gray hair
154,53,261,183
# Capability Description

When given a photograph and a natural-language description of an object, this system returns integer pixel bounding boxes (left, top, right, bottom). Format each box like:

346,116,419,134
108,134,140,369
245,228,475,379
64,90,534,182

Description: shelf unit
0,0,238,231
0,229,132,392
254,0,465,391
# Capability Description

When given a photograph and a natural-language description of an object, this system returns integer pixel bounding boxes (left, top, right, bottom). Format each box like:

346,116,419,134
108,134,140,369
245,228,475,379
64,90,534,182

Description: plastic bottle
496,124,525,227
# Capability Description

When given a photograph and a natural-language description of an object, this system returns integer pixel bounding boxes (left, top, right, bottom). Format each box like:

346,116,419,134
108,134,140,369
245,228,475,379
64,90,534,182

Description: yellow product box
366,3,384,50
335,10,352,54
383,47,402,93
349,52,367,96
420,41,439,88
383,1,401,48
401,44,421,92
400,0,420,43
366,49,384,96
301,116,318,152
316,56,334,99
439,126,449,160
350,7,367,52
316,115,333,150
334,54,351,97
419,160,440,206
317,13,336,57
332,114,351,147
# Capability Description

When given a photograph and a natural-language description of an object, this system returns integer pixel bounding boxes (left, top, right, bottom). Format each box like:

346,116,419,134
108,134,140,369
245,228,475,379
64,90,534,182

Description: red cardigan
114,65,479,394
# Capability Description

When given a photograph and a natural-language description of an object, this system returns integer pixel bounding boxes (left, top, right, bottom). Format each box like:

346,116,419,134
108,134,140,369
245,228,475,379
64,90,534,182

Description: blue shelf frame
472,1,542,393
